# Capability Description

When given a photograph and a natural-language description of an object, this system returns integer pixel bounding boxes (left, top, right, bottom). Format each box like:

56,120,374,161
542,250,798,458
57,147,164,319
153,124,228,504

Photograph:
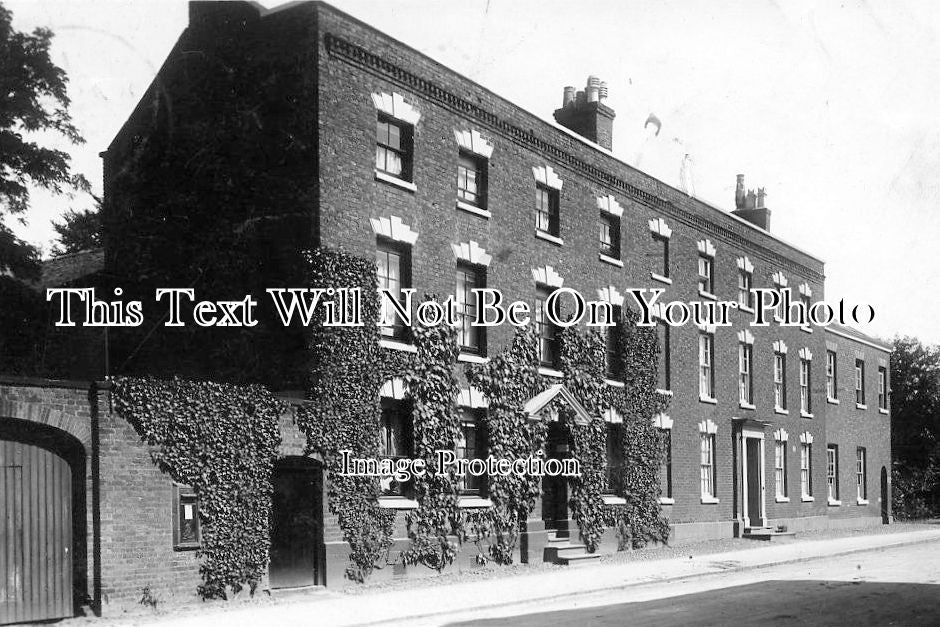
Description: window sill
602,495,628,506
375,169,417,193
698,289,718,301
738,304,755,315
378,497,418,510
656,388,674,397
174,542,201,552
456,199,491,219
699,395,718,405
856,498,870,506
801,326,813,334
658,497,675,505
774,407,789,415
701,496,720,504
827,397,840,405
379,339,418,353
775,496,790,503
457,353,488,364
605,379,625,388
801,495,815,502
457,496,493,509
539,366,564,379
879,408,889,415
801,411,814,419
828,498,842,507
599,253,624,268
856,403,868,410
535,230,564,246
739,401,756,411
650,272,672,285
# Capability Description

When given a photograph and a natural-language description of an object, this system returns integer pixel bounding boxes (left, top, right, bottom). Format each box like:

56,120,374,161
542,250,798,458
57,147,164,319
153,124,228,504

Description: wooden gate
0,440,73,624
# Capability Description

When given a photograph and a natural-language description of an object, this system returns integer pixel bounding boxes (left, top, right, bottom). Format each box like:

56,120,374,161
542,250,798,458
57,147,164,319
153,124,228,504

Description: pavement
126,526,940,627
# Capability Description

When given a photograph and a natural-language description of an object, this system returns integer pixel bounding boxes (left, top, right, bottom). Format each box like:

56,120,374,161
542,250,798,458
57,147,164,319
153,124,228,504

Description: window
775,441,788,498
379,399,414,496
826,350,837,400
700,433,716,498
651,233,670,278
800,293,812,327
606,422,625,494
659,428,673,500
457,151,486,207
855,359,866,405
698,255,714,294
738,269,753,309
739,343,753,405
375,115,412,181
172,484,200,549
800,443,813,498
878,366,888,410
606,305,624,379
599,212,621,259
376,240,411,341
800,357,812,414
456,263,485,354
699,332,715,399
774,351,787,410
856,447,868,500
457,409,487,494
827,445,839,502
535,183,560,236
658,321,671,391
535,286,559,368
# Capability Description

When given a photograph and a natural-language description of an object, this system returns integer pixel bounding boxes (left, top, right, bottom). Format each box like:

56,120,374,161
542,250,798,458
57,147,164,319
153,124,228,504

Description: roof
41,249,105,288
109,1,825,277
825,323,892,353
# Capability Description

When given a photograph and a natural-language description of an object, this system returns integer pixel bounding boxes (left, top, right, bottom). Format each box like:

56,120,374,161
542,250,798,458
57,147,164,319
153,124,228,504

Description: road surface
443,540,940,627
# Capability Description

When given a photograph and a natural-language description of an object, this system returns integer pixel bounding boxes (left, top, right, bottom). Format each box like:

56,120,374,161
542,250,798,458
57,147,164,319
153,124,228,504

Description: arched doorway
269,457,324,588
0,418,86,623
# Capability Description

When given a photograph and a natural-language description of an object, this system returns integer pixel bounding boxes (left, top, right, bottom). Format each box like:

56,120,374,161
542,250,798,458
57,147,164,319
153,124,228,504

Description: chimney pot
562,86,576,108
553,75,616,150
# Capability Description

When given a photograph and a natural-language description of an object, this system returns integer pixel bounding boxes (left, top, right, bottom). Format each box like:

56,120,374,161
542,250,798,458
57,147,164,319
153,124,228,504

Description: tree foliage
891,335,940,518
0,2,88,220
51,205,101,255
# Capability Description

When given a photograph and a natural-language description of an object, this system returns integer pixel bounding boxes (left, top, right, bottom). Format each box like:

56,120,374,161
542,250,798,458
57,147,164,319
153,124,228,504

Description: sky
5,0,940,345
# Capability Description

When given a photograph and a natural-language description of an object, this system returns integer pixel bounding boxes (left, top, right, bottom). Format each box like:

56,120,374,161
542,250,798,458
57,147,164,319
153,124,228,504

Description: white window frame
699,331,716,402
800,432,814,501
856,447,868,504
774,429,789,502
699,419,719,503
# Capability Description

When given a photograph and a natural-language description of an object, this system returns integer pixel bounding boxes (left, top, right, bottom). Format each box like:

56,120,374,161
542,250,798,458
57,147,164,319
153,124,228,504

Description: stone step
742,527,797,542
543,543,589,561
556,552,602,566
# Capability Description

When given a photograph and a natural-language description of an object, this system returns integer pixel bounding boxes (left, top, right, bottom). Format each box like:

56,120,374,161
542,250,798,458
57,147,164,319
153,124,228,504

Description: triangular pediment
523,384,592,425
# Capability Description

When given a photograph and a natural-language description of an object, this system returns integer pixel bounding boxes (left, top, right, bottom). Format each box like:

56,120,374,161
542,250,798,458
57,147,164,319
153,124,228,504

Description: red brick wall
312,4,832,535
823,331,892,522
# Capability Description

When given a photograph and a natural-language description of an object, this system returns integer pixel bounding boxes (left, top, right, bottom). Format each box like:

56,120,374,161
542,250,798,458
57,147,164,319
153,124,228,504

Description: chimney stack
553,76,616,150
731,174,772,230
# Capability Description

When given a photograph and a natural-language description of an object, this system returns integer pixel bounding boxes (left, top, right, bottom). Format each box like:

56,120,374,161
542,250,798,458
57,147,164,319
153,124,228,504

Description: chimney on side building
731,174,772,231
554,76,616,150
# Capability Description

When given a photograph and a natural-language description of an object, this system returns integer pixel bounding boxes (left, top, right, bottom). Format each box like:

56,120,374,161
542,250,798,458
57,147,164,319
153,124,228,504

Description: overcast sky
6,0,940,345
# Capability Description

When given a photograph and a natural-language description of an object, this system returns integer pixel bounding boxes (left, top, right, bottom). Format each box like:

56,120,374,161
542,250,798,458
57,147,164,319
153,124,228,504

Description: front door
269,458,323,588
743,435,765,529
541,421,570,535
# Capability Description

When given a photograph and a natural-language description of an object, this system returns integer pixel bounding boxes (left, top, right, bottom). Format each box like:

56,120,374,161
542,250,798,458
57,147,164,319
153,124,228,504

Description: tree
891,335,940,518
51,204,101,255
0,2,88,374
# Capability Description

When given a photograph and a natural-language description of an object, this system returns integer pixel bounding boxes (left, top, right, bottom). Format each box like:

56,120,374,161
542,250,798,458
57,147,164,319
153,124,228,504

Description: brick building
0,1,892,621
